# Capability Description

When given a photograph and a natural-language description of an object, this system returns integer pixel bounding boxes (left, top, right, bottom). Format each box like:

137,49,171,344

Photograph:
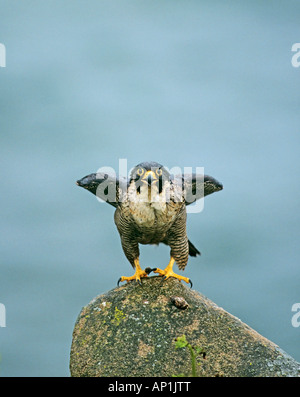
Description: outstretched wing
76,172,128,208
182,173,223,205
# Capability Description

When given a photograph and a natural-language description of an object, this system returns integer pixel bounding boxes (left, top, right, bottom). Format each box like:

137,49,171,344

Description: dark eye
136,168,144,176
156,168,162,176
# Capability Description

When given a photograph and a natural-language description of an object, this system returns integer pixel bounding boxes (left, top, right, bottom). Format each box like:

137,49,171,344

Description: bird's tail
188,240,201,257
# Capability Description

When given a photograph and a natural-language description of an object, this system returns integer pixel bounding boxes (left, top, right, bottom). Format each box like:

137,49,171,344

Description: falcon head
130,161,170,194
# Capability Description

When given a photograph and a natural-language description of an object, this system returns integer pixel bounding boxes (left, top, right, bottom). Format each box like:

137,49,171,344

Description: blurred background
0,0,299,376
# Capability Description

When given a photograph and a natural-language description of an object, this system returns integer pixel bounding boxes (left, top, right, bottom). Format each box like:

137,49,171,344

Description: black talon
137,279,143,287
189,279,193,288
117,277,122,287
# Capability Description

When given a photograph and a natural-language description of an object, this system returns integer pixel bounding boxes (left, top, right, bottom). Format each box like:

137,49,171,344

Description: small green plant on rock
174,335,206,377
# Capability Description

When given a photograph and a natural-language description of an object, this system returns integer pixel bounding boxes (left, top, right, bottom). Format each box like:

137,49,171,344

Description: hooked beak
141,170,158,187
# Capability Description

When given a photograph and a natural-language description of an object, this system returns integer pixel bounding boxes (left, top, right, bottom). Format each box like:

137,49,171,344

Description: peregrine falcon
76,161,223,287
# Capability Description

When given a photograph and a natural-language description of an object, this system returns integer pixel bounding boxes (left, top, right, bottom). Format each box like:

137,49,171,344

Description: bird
76,161,223,287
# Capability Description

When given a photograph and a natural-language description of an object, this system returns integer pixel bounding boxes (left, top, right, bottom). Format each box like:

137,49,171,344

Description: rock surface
70,276,300,377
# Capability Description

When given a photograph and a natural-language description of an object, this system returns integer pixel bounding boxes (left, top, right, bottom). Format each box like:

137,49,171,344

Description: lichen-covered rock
70,276,300,377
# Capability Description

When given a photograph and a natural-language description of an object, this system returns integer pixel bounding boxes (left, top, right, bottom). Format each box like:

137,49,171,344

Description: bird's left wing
76,172,128,207
180,173,223,205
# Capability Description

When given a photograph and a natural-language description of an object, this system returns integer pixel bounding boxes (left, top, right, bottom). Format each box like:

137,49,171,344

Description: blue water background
0,0,299,376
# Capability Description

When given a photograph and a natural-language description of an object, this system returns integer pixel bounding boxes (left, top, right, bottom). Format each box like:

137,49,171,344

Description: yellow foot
153,257,192,287
117,259,155,286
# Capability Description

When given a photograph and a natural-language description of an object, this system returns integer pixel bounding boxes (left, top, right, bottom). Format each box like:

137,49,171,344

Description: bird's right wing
76,172,128,208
